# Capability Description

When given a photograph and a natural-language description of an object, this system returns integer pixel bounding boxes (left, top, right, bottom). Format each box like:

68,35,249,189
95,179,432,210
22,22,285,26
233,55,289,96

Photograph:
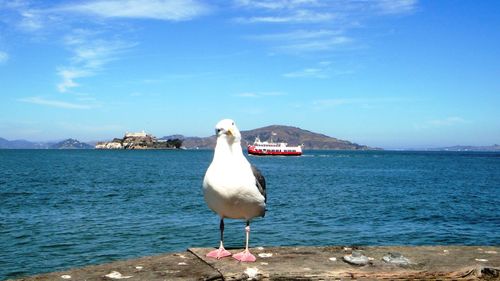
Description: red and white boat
247,137,302,156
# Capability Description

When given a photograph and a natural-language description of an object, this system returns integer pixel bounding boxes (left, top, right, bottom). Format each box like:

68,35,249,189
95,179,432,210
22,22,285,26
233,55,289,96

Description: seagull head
215,119,241,143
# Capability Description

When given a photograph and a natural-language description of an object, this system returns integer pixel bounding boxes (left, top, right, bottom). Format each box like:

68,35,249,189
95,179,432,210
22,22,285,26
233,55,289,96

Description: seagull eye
232,122,234,125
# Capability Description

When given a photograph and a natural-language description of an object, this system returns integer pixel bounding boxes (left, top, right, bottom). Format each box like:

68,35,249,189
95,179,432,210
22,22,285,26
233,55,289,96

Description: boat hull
247,146,302,156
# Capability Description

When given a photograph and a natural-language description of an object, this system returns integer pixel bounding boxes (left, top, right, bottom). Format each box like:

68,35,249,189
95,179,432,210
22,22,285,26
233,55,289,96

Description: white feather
203,119,266,220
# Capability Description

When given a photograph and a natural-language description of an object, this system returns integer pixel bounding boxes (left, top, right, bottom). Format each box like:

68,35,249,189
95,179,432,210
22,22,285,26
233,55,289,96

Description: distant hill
165,125,376,150
243,125,374,150
50,138,94,149
0,137,49,149
0,137,94,149
167,135,216,149
431,144,500,152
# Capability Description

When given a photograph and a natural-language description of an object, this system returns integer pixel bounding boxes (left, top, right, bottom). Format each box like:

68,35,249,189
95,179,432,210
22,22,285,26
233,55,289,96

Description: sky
0,0,499,149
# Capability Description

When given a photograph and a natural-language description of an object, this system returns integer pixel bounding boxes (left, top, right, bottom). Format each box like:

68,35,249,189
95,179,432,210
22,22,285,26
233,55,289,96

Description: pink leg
207,218,232,259
206,241,232,259
233,223,256,262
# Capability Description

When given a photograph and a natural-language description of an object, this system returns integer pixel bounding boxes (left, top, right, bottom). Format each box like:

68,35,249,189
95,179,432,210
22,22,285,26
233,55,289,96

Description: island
95,131,182,150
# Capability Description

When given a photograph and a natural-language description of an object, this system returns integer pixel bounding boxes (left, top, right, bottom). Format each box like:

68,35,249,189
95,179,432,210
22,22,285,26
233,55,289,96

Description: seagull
203,119,267,262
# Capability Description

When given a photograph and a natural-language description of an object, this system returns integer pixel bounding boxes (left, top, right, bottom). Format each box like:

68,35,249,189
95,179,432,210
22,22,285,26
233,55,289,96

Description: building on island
124,131,149,138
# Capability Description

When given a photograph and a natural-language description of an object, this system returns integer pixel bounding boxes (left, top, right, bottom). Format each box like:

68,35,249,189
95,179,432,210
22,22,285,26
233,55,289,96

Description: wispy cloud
238,0,418,54
56,68,88,93
18,9,45,31
427,116,469,127
65,30,136,66
57,29,136,93
237,9,336,24
18,96,98,109
283,61,355,78
2,1,204,92
0,1,47,31
283,67,327,78
2,0,210,33
0,51,8,64
235,0,417,22
251,29,341,41
375,0,418,15
413,116,471,130
55,0,210,21
312,98,364,109
234,91,286,98
249,29,351,53
312,97,409,110
235,0,321,10
283,61,331,78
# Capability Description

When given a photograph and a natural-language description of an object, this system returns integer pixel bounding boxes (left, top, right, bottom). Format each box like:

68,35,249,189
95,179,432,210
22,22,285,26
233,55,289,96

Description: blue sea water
0,149,499,280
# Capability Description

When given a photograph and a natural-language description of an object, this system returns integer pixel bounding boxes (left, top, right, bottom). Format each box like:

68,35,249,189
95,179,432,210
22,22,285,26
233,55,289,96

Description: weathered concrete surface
10,252,221,281
190,246,500,280
10,246,500,281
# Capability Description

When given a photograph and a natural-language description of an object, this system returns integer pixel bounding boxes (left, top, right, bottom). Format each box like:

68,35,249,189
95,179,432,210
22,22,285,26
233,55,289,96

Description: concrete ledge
10,246,500,280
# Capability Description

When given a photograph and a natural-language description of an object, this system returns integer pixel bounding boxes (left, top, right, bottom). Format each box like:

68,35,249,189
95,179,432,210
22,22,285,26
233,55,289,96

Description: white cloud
312,97,409,110
250,29,341,41
18,10,44,31
0,1,47,31
18,96,97,109
2,0,210,34
235,0,331,23
64,30,136,67
0,51,8,63
413,116,471,130
278,36,350,52
235,0,417,23
375,0,418,15
234,92,285,98
56,68,88,93
238,9,336,23
56,0,210,21
235,0,320,10
238,0,418,54
56,30,136,93
428,116,469,127
283,68,327,78
283,61,354,78
249,29,350,53
313,98,361,108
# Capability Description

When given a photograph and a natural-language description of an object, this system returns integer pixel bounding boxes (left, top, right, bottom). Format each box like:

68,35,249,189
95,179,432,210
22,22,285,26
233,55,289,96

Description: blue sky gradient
1,0,499,149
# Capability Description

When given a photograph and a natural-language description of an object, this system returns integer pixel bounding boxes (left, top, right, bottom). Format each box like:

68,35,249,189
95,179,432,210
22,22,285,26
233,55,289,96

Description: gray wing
251,165,266,203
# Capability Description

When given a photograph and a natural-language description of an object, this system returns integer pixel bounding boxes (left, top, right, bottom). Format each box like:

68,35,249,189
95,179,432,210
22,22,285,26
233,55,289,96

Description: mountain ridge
0,137,50,149
3,126,498,151
50,139,94,149
428,144,500,152
169,125,378,150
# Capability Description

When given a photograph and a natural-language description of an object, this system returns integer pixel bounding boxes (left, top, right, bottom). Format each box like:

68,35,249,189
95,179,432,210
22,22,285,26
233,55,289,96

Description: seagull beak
227,128,234,136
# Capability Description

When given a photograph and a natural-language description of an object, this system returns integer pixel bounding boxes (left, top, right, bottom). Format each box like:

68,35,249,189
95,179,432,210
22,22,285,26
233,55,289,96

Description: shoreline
9,245,500,280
